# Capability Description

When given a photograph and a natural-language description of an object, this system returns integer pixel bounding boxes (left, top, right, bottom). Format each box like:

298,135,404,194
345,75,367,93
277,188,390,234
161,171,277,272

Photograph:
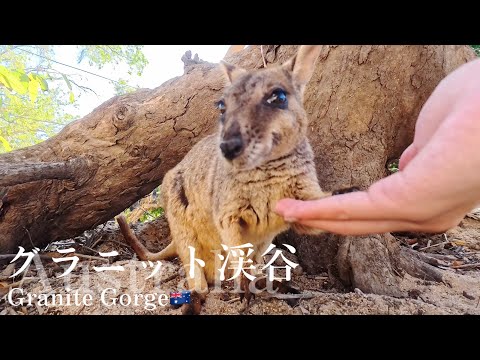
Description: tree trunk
0,45,475,296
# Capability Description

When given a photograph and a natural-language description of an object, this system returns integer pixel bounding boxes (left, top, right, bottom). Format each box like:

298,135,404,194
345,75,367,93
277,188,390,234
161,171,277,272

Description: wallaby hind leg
175,239,208,294
117,215,178,261
217,225,259,305
175,237,209,315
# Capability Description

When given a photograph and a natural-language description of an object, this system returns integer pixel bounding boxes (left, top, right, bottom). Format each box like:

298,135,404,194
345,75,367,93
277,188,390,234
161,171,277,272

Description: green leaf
0,65,10,77
0,73,11,90
0,136,12,152
69,91,74,103
0,66,14,92
28,79,39,103
18,73,29,83
62,73,72,90
32,74,48,91
0,66,28,94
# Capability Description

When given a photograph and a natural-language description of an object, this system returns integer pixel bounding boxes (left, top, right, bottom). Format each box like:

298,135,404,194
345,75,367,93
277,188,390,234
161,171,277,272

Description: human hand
275,58,480,235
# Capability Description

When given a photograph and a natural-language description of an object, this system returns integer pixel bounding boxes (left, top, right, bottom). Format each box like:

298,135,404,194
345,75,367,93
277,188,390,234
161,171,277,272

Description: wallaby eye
266,88,287,107
216,100,226,114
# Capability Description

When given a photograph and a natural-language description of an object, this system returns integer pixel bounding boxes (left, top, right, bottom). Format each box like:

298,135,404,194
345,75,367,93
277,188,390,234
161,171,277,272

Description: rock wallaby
118,45,355,314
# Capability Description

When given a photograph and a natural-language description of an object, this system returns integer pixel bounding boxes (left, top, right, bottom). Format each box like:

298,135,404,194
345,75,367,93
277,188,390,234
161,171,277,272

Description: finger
398,143,418,170
275,188,391,222
295,219,424,236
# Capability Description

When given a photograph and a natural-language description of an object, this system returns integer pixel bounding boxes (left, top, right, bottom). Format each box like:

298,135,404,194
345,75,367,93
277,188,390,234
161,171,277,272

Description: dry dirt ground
1,215,480,315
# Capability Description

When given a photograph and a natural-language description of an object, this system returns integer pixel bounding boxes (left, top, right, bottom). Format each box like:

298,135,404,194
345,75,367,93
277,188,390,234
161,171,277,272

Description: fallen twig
267,293,315,300
77,244,101,256
424,253,459,261
226,297,241,304
354,288,365,296
73,253,108,262
260,45,267,68
44,252,109,262
306,275,328,280
437,265,456,271
92,238,130,249
0,254,53,263
161,273,178,283
419,241,449,252
75,304,86,315
462,291,475,300
408,250,450,267
23,226,35,248
451,262,480,270
462,251,480,255
88,222,109,248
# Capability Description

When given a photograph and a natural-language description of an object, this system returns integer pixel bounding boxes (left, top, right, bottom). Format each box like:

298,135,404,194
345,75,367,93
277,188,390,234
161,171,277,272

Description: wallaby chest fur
162,133,319,269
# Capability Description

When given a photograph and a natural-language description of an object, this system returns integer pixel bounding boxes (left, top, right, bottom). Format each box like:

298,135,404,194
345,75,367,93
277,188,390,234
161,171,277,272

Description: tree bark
0,45,476,296
0,158,89,187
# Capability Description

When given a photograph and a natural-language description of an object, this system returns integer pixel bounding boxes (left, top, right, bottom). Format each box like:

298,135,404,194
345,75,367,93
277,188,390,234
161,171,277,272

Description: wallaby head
217,45,322,170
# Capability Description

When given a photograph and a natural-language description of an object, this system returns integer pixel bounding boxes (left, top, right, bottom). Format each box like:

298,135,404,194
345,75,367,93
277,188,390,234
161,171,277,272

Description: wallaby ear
220,61,247,84
282,45,322,90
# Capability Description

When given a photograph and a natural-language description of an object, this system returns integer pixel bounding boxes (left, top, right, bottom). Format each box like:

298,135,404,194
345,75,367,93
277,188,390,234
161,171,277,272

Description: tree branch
0,158,89,187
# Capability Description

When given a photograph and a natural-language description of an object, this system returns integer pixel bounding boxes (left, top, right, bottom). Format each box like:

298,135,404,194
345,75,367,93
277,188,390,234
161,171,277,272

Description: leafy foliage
114,78,137,95
472,45,480,57
139,207,165,223
0,45,147,153
387,159,399,174
77,46,147,76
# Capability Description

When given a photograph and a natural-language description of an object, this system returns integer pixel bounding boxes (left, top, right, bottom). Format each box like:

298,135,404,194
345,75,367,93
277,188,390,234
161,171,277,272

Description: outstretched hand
275,58,480,235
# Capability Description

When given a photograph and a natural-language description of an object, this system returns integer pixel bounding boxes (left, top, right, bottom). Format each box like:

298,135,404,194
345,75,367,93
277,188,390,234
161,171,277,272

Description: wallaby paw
239,274,256,305
181,291,204,315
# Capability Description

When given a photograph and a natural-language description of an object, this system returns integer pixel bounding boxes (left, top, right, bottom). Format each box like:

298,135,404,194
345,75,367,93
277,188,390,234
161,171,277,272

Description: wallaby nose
220,136,244,160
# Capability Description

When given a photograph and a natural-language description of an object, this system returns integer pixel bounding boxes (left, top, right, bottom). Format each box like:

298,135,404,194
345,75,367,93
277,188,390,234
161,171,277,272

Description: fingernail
284,217,298,223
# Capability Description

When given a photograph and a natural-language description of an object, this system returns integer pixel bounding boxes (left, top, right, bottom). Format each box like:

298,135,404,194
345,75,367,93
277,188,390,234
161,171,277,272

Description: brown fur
119,46,330,312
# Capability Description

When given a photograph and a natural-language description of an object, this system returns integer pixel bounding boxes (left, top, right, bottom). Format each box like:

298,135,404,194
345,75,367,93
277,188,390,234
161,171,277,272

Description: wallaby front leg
289,178,330,235
289,178,361,235
218,215,259,304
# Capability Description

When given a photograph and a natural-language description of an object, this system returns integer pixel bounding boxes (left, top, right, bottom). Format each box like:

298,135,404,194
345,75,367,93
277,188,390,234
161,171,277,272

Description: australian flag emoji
170,290,191,305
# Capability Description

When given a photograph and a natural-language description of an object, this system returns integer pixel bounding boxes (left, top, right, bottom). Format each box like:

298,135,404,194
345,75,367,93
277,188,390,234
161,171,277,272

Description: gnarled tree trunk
0,45,475,295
